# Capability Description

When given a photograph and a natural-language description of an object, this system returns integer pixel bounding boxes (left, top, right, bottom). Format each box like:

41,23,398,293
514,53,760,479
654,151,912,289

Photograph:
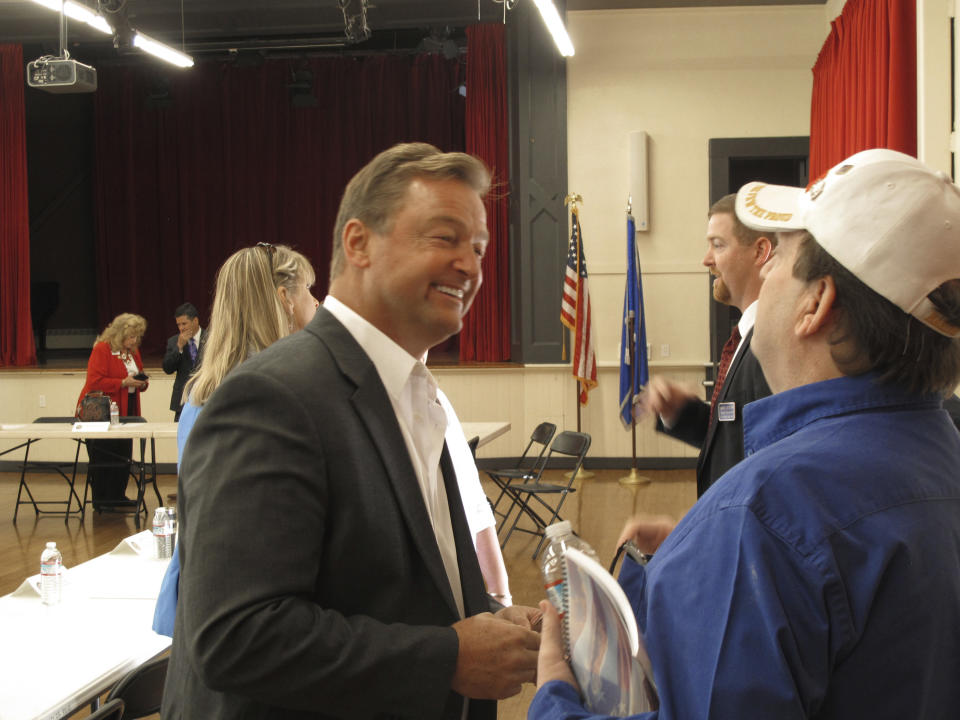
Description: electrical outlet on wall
660,344,670,358
39,394,46,408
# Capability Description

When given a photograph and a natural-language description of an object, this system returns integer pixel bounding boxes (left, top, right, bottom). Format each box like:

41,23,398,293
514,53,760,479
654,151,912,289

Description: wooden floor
1,467,696,719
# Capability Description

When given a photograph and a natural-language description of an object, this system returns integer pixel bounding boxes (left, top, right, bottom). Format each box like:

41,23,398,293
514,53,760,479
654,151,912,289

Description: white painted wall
565,6,825,371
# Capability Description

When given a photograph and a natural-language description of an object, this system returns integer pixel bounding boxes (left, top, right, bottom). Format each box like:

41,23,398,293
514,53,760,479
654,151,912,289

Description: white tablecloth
0,532,172,720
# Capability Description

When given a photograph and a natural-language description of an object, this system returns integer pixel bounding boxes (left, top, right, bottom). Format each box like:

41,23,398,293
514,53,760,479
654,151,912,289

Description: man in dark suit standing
642,195,773,497
162,302,204,420
162,144,540,719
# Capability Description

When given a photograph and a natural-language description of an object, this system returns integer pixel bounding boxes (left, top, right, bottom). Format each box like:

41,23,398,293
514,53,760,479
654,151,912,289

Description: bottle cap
544,520,573,539
46,541,56,548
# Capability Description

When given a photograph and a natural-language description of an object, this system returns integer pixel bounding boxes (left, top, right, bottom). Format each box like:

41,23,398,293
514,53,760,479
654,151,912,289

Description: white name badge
717,402,736,422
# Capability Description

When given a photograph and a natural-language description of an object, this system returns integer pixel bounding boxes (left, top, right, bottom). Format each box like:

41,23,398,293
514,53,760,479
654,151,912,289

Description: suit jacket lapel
702,327,754,454
312,308,465,618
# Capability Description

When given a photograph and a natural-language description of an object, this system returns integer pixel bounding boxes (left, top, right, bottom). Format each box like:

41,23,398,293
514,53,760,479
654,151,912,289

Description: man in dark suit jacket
643,195,773,497
161,302,204,420
161,144,540,719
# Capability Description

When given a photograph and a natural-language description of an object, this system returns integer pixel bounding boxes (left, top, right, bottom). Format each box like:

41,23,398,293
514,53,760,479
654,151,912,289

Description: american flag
561,207,598,405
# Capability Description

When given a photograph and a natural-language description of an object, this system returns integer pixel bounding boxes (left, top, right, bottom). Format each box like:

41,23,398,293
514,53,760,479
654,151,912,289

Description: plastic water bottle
153,507,173,559
40,541,63,605
165,506,178,548
540,520,599,614
109,401,119,426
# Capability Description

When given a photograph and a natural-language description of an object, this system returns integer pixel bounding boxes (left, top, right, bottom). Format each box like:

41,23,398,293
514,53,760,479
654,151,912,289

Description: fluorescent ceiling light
531,0,575,57
28,0,62,11
133,32,195,68
28,0,112,34
63,0,112,34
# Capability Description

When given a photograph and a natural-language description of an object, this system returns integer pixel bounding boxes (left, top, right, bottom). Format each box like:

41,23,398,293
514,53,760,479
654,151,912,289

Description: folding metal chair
12,416,84,523
484,421,556,529
499,430,592,559
87,698,125,720
105,654,168,719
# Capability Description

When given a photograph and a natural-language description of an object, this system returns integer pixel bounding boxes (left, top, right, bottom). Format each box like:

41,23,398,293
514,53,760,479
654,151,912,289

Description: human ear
755,236,773,265
795,276,836,337
276,285,293,312
341,219,372,269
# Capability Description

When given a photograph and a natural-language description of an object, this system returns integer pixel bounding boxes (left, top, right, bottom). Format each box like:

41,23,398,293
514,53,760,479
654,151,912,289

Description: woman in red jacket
76,313,149,508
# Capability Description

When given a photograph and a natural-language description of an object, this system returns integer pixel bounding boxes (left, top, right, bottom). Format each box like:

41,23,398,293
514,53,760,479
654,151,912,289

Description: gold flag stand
619,466,650,486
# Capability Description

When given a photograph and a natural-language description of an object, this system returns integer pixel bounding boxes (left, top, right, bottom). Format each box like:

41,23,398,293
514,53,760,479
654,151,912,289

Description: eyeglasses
256,242,276,270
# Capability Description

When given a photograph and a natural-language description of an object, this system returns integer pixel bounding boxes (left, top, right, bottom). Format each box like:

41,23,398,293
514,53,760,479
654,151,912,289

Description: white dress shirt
323,296,464,618
731,300,758,365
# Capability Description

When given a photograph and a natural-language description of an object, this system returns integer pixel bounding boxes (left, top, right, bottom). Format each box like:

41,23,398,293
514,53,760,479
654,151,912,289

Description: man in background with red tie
162,302,204,421
641,194,773,497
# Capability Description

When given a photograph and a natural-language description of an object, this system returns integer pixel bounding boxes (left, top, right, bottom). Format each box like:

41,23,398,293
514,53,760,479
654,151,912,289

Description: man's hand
638,376,699,427
451,612,540,699
496,603,543,632
536,601,578,691
176,327,196,350
617,514,676,554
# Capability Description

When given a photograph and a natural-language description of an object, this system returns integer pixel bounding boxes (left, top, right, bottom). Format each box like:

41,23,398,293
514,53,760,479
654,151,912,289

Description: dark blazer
162,331,205,414
161,307,494,720
658,328,770,497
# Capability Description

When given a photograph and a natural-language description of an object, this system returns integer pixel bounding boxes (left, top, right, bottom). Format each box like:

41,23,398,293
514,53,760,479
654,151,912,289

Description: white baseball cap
735,149,960,338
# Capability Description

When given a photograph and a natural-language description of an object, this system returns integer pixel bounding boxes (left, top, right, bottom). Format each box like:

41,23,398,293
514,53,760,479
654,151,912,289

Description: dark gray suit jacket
161,307,494,720
162,331,206,414
657,328,770,497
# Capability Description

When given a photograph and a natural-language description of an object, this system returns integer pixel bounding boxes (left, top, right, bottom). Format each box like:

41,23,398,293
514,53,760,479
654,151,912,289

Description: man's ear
755,236,773,266
341,219,373,269
796,275,837,337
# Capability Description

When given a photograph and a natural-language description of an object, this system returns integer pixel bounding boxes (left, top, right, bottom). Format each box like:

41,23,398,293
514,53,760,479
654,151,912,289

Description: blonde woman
154,243,317,636
75,312,149,507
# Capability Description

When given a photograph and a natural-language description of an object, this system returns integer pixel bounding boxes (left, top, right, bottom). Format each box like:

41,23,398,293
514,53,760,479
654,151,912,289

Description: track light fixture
339,0,371,45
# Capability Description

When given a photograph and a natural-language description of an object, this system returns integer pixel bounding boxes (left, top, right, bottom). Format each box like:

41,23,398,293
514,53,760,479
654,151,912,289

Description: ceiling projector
26,58,98,94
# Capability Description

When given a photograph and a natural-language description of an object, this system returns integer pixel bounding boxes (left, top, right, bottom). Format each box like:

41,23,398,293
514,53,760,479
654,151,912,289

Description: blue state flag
619,213,649,427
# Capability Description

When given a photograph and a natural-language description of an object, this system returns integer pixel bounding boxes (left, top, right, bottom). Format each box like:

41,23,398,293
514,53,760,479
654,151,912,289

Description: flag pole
564,193,593,479
566,194,583,436
620,200,650,486
620,310,650,485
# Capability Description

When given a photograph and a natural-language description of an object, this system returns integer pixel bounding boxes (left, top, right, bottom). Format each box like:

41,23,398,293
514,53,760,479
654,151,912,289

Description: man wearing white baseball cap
529,149,960,720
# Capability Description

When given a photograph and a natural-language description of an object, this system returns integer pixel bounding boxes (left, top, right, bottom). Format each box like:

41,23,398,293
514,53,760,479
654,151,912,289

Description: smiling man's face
359,177,488,357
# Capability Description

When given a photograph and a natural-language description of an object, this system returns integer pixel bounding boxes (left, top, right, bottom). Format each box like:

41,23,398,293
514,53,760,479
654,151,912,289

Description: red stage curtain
809,0,916,180
0,44,36,366
462,24,510,362
92,53,465,355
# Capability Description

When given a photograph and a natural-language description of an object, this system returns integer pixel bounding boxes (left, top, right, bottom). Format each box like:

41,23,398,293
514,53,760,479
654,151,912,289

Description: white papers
109,530,155,558
73,421,110,432
563,546,659,715
11,566,72,599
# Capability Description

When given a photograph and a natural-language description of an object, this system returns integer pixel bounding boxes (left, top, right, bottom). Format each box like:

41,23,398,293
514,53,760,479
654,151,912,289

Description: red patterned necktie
709,325,741,426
